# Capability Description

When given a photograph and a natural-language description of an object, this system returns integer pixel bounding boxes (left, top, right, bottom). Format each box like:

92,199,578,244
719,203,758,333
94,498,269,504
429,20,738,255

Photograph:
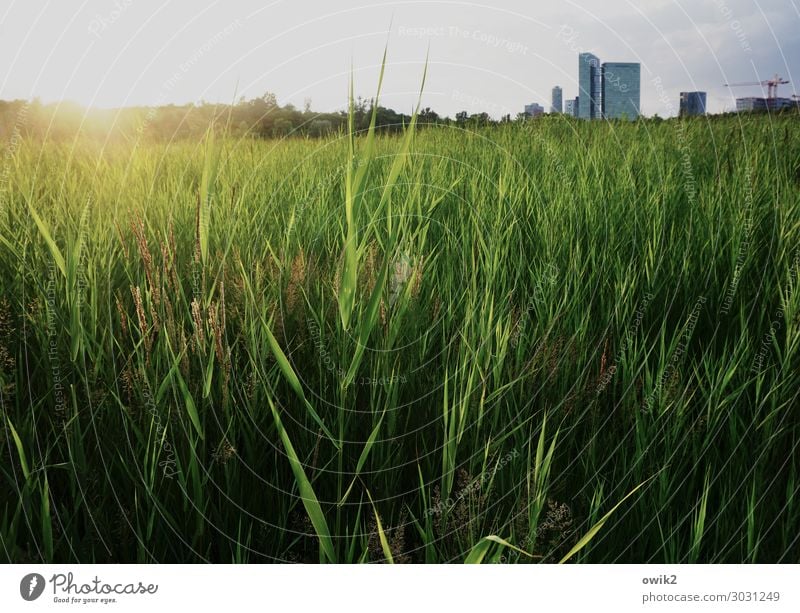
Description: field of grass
1,106,799,563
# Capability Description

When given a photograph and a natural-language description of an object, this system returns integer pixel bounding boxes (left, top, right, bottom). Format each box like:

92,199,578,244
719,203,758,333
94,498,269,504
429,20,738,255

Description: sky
1,0,798,118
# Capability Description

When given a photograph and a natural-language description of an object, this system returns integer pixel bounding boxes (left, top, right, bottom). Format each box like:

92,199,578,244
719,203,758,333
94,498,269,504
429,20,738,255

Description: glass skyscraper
578,53,601,119
551,86,563,113
679,91,707,116
601,62,641,120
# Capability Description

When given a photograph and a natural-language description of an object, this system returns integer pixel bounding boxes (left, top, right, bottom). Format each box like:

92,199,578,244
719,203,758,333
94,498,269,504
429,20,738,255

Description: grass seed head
191,298,205,349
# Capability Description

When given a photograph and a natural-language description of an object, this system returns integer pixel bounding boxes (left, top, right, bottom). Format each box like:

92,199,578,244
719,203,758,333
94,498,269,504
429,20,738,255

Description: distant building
578,53,601,119
524,102,545,118
679,92,707,116
736,97,766,112
736,97,795,112
601,62,641,120
768,97,797,111
564,98,578,117
551,86,563,113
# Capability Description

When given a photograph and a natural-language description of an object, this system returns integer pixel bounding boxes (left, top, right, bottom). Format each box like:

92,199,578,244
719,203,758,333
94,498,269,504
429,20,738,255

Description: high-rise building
524,102,544,117
601,62,641,120
564,98,576,117
551,86,563,113
578,53,601,119
679,92,707,116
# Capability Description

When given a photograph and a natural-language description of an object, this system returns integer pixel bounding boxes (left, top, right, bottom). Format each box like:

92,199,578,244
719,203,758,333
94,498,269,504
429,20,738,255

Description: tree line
2,95,795,143
0,94,533,143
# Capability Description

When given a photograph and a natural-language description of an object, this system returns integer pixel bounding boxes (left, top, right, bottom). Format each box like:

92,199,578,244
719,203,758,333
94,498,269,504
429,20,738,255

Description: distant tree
309,119,332,137
272,117,293,137
259,92,278,108
420,107,440,124
235,120,250,137
468,112,490,127
0,88,549,141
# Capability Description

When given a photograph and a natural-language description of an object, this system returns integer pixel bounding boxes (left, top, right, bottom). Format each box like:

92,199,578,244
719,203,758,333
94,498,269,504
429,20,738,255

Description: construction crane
725,74,790,99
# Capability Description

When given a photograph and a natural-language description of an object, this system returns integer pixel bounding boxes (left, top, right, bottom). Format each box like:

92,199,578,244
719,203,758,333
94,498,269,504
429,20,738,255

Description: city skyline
1,0,798,118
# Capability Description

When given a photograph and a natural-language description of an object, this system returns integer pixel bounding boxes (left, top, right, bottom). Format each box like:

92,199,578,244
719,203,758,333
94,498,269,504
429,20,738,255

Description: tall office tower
551,86,563,113
601,62,641,120
564,98,575,116
578,53,601,119
679,91,707,116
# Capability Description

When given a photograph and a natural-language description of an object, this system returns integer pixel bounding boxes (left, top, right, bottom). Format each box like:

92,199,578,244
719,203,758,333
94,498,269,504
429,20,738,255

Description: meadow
1,103,799,563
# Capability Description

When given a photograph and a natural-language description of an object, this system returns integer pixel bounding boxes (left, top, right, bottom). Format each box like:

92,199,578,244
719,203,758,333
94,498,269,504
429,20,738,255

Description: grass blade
267,393,336,563
7,418,30,480
366,489,393,563
28,200,66,277
559,477,655,563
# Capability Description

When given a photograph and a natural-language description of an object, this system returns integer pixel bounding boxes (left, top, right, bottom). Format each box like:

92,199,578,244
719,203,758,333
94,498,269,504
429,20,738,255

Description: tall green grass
0,104,799,563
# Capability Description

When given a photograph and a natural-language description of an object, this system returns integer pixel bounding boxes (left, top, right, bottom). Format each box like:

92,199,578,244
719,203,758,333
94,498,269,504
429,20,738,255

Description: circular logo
20,573,45,601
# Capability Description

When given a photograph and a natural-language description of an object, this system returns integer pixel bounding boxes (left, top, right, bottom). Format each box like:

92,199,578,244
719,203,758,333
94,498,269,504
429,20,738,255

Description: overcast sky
1,0,798,117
